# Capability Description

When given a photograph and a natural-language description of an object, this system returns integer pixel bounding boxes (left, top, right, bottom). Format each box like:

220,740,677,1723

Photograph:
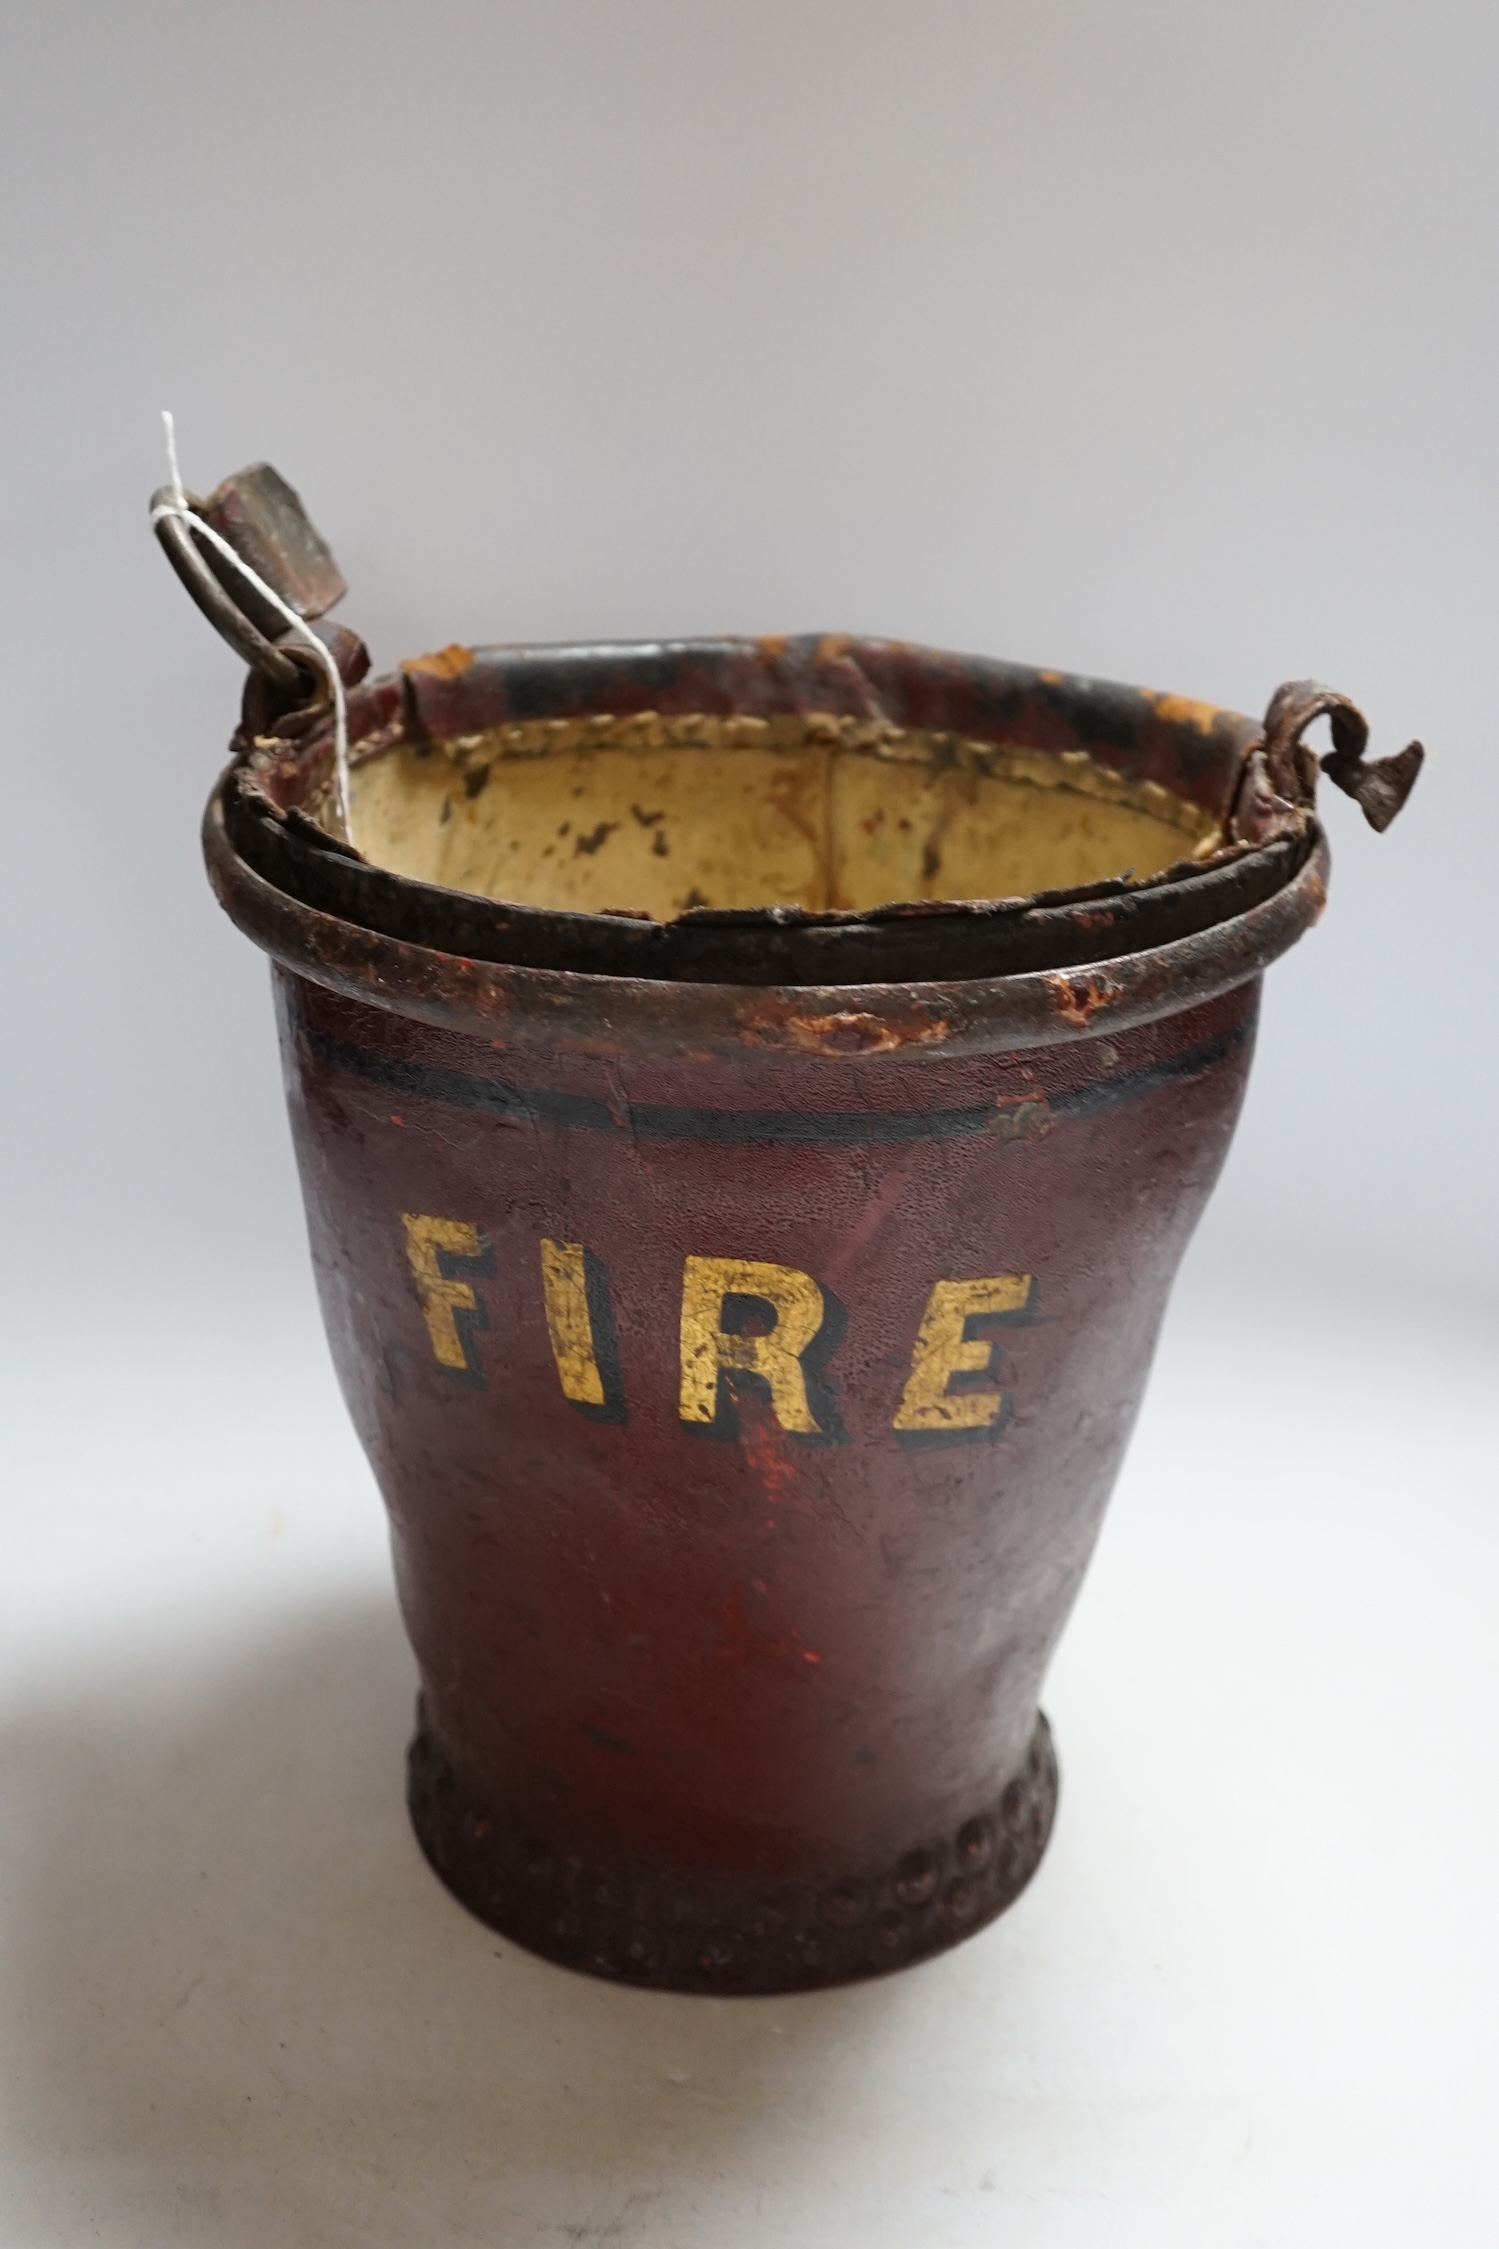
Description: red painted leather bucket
159,463,1421,1992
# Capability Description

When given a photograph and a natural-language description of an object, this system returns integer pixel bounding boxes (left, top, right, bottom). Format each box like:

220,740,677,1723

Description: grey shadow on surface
0,1589,950,2248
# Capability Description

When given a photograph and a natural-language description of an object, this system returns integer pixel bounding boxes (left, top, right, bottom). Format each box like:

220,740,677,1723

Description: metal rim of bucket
225,634,1331,991
205,776,1330,1061
210,629,1346,1059
154,459,1418,1058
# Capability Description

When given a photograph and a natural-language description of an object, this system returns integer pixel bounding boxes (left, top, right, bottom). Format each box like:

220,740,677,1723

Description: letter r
678,1256,828,1435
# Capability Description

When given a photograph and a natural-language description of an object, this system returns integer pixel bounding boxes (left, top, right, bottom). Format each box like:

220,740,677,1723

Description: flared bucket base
407,1712,1060,1995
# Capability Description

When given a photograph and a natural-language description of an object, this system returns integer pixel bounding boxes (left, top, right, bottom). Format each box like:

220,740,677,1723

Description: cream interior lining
346,711,1222,918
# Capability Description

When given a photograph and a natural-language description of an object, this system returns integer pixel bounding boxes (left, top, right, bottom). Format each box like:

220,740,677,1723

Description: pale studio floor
2,1253,1495,2248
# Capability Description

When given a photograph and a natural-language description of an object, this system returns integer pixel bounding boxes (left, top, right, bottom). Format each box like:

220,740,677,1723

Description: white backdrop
2,7,1496,2245
3,0,1495,1315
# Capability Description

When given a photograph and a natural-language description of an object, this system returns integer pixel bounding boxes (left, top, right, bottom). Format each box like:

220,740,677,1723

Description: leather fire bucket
154,462,1422,1995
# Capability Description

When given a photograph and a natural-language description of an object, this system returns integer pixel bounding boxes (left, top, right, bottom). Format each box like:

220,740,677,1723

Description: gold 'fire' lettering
540,1239,606,1405
402,1213,485,1371
892,1275,1033,1433
678,1256,825,1434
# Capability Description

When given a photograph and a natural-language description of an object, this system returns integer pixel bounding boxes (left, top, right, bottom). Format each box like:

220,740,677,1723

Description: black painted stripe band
294,1011,1248,1146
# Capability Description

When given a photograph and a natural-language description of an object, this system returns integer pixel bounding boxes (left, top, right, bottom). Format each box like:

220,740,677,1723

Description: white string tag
153,411,353,843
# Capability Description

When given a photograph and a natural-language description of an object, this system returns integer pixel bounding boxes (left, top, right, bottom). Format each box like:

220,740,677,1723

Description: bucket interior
348,712,1224,919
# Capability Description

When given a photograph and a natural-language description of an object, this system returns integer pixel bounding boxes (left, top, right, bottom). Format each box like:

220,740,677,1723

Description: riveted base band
407,1711,1059,1995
